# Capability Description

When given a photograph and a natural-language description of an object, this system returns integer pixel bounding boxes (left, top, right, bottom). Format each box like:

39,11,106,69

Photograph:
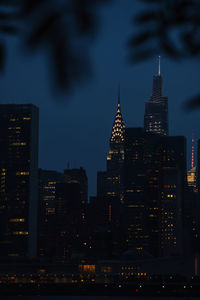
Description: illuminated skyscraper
107,88,125,173
144,57,168,136
0,104,39,258
97,89,125,226
187,135,197,191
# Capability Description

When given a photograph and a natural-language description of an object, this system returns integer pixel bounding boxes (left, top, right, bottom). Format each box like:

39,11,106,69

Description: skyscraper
64,167,88,224
144,57,168,136
0,104,39,258
55,167,88,259
123,128,148,252
107,88,125,174
38,169,67,258
123,129,186,257
157,136,186,257
187,135,197,191
97,89,125,226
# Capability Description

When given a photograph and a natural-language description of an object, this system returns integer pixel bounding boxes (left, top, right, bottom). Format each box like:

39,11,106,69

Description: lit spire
151,56,163,101
158,56,161,76
110,88,125,143
118,84,120,106
191,133,194,168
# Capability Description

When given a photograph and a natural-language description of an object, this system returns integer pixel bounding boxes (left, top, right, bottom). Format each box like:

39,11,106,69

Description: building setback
0,104,39,258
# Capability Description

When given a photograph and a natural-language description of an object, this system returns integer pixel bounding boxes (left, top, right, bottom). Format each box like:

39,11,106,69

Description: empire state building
144,57,168,136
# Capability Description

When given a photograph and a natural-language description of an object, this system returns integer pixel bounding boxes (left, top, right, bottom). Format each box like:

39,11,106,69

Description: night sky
0,0,200,196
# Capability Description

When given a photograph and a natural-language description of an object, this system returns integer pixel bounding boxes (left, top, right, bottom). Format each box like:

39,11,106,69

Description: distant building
97,90,125,227
55,167,88,259
158,136,186,257
0,104,39,258
38,169,67,258
144,57,168,136
123,128,149,253
197,139,200,193
187,136,197,191
187,166,197,189
64,167,88,224
123,129,186,257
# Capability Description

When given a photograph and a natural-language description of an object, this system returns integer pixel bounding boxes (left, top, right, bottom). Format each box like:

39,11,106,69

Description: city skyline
0,0,199,196
0,0,200,295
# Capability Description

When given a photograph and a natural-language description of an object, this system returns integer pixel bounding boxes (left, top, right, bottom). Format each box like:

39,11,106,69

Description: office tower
97,90,125,226
187,135,197,191
64,167,88,224
55,181,82,259
157,136,186,257
55,167,88,259
144,57,168,136
38,169,67,257
0,104,39,258
123,128,149,253
123,128,186,257
189,139,200,254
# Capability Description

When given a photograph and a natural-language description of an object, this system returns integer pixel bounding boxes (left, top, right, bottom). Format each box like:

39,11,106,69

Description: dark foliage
0,0,199,107
129,0,200,109
0,0,112,92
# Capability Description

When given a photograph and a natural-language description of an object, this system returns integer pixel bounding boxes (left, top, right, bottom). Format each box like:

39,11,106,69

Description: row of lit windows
16,172,29,176
11,142,27,146
9,117,31,122
13,231,28,235
9,218,25,223
167,194,176,198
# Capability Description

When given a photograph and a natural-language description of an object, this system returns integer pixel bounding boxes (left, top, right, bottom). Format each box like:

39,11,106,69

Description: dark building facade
55,168,88,260
0,104,39,258
64,167,88,224
123,128,149,253
144,57,168,136
157,136,186,257
38,169,67,258
123,128,186,257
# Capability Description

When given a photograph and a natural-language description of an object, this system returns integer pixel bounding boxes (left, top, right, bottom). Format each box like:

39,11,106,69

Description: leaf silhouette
129,31,155,47
184,94,200,110
26,13,60,49
135,12,159,24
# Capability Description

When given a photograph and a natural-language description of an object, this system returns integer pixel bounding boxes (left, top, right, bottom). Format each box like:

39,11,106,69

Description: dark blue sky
0,0,200,196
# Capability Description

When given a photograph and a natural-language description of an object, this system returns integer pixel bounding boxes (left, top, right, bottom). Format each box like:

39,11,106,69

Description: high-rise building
157,136,186,257
0,104,39,258
107,89,125,174
55,181,82,259
187,135,197,191
38,169,67,258
123,128,149,253
123,128,186,257
97,90,125,226
144,57,168,136
64,167,88,224
55,167,88,259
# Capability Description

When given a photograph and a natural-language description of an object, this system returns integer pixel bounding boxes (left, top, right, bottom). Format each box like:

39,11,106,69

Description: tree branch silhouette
0,0,199,108
129,0,200,109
